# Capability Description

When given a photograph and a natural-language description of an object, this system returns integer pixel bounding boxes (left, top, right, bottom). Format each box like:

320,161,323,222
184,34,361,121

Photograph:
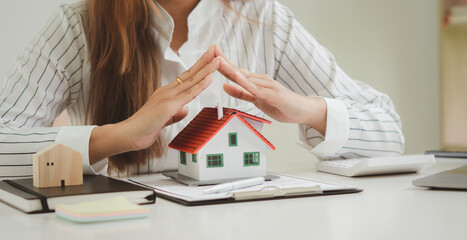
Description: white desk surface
1,157,466,240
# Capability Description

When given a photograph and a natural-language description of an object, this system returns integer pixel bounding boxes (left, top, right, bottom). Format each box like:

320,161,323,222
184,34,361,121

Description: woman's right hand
89,45,222,164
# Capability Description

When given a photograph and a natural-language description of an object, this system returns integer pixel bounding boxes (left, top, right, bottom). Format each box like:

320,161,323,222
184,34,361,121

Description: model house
169,107,275,181
33,143,83,188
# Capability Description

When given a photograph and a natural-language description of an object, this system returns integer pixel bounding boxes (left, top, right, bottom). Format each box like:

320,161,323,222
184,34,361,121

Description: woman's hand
89,45,221,164
216,50,328,135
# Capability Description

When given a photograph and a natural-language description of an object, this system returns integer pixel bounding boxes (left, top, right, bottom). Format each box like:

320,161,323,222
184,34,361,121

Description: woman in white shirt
0,0,404,178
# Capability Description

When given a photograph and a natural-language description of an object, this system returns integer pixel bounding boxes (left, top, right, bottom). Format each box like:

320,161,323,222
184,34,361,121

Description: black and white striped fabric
0,0,404,179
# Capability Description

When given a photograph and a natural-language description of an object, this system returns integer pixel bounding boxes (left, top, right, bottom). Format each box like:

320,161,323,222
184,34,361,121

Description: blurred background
0,0,441,171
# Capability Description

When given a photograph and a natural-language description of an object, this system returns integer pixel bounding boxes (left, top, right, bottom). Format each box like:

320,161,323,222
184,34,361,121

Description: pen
203,177,265,194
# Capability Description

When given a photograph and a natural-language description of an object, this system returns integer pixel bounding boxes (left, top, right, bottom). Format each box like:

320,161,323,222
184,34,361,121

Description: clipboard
128,172,362,206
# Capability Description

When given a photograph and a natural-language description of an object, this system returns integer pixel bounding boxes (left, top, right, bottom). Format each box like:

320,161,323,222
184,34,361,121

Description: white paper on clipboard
128,173,358,203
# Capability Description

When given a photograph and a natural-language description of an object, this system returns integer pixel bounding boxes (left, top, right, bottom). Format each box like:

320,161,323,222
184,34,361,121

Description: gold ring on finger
176,77,184,85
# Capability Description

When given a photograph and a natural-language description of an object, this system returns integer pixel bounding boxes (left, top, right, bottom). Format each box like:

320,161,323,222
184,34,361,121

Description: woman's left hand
215,49,328,135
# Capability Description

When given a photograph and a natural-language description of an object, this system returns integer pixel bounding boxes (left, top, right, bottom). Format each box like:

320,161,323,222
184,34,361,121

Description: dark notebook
425,150,467,159
0,175,156,214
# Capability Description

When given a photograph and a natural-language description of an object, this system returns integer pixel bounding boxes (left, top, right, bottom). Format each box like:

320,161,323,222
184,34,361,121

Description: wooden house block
33,143,83,188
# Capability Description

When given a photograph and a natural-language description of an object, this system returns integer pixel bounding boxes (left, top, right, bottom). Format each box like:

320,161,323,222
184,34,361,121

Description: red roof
168,107,275,154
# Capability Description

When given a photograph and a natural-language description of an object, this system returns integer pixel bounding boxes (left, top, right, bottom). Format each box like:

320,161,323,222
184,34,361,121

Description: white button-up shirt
0,0,404,178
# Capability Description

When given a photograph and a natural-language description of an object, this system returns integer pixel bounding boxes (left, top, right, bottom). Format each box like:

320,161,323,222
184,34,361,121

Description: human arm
216,2,404,159
0,5,99,179
88,45,221,164
0,3,219,179
217,53,327,135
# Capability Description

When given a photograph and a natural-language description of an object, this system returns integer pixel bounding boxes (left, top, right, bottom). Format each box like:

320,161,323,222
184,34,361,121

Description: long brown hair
84,0,162,172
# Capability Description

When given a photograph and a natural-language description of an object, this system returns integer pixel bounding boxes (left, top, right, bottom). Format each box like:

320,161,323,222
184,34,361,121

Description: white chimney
217,102,223,120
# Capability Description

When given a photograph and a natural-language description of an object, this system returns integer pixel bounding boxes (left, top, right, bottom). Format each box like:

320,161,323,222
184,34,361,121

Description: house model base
169,107,275,182
163,171,280,186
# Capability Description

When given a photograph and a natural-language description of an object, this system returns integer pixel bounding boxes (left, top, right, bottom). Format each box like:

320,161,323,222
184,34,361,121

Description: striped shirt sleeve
0,4,99,179
271,2,405,159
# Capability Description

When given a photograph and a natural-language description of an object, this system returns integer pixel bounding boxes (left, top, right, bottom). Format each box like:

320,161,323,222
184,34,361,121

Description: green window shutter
180,151,186,165
192,154,197,163
228,133,238,147
243,152,260,166
207,154,224,168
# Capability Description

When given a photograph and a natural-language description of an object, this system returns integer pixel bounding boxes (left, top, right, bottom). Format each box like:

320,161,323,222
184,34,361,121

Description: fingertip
218,56,231,70
172,106,189,124
223,82,234,94
222,82,232,93
205,74,213,82
213,44,224,56
208,57,221,70
207,74,214,84
203,44,216,60
223,82,248,101
199,74,212,88
182,105,189,115
216,56,224,68
215,56,222,65
199,81,211,91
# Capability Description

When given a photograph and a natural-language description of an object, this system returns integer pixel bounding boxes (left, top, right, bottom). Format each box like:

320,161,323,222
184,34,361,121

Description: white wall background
0,0,440,171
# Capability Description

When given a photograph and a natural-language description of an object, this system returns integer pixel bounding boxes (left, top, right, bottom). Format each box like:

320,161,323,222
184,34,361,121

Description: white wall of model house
178,116,270,181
